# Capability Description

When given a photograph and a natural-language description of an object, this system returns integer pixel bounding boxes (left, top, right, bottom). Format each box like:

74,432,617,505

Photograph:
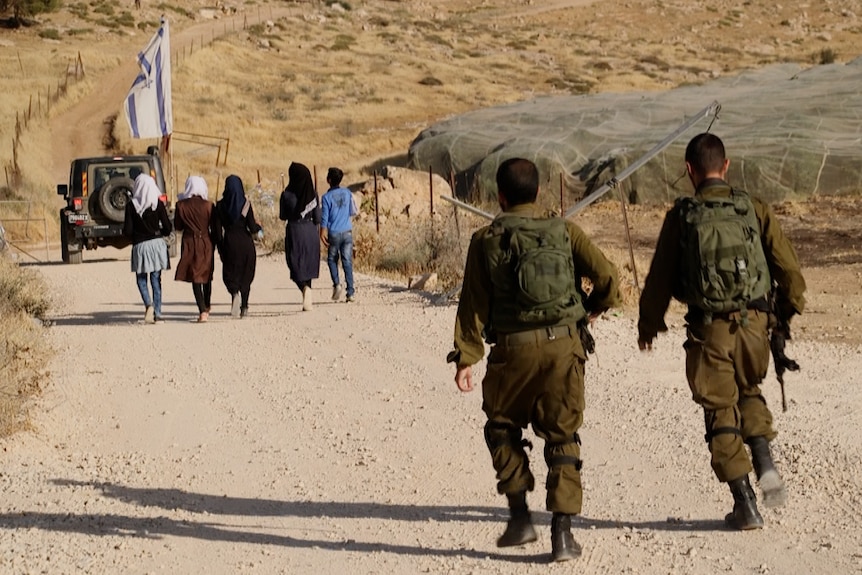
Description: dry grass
0,255,52,438
353,208,480,291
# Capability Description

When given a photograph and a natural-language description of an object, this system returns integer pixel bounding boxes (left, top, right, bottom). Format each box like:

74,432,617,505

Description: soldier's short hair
496,158,538,206
685,133,726,176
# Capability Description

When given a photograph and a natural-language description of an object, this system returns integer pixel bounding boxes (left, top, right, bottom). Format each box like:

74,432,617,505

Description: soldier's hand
638,338,653,351
455,365,474,393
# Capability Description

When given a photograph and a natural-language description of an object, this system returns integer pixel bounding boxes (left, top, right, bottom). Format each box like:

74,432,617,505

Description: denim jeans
136,270,163,317
327,230,354,296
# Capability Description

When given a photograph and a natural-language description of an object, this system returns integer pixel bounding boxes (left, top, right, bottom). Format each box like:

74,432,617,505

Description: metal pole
565,100,720,218
429,165,434,215
617,182,640,294
439,195,495,220
559,172,564,215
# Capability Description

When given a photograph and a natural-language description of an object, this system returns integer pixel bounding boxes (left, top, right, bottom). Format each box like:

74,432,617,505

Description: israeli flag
124,18,172,139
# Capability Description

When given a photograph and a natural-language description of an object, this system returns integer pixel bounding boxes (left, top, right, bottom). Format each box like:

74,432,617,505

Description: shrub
38,27,60,39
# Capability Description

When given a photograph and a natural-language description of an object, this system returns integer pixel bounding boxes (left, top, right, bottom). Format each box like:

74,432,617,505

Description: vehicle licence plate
67,214,89,223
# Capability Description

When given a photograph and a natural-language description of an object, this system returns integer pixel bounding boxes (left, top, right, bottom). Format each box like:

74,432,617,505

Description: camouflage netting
408,57,862,209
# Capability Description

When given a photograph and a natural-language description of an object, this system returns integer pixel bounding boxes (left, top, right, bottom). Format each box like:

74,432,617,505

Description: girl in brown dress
174,176,218,322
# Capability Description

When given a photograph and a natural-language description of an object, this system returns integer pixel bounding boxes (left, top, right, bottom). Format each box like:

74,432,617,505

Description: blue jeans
136,271,163,317
327,230,354,296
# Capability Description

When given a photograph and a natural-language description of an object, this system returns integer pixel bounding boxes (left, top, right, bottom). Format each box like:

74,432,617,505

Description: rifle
769,315,800,412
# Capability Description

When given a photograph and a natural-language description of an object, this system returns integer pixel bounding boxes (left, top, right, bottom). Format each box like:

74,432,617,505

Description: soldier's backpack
676,189,771,319
484,215,585,330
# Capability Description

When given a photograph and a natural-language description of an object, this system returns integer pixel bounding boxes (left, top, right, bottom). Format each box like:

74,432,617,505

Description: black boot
725,475,764,530
550,513,582,562
748,436,787,508
496,492,538,547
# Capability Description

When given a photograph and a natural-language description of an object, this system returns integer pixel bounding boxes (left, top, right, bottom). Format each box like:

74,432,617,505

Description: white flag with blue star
124,18,172,139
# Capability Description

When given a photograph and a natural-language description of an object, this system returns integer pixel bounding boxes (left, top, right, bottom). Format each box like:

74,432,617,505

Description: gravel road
1,252,861,574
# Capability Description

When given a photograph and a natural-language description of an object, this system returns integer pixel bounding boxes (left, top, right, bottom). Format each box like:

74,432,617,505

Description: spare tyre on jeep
57,150,176,264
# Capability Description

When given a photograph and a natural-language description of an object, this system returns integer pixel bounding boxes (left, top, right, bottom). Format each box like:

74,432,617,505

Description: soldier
449,158,621,562
638,133,806,529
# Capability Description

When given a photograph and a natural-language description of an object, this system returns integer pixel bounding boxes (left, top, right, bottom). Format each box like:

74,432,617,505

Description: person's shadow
0,479,726,564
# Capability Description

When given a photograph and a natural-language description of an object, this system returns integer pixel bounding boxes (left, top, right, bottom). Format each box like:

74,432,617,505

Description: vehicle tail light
73,197,83,211
81,172,88,197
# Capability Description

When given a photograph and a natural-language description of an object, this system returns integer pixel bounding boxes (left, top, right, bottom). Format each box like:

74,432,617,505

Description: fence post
374,170,380,233
78,52,86,77
216,143,221,167
223,137,230,165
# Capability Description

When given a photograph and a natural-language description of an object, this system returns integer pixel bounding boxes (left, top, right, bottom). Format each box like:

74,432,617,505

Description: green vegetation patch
38,28,60,40
331,34,355,51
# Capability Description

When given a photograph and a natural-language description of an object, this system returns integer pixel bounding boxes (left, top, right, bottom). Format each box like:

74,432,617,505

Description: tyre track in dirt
49,4,294,184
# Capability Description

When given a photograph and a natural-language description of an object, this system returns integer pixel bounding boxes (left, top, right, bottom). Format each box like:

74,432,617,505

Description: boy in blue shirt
320,167,357,302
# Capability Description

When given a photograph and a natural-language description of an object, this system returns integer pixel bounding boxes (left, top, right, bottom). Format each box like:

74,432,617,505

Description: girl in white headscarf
174,176,219,322
124,174,172,324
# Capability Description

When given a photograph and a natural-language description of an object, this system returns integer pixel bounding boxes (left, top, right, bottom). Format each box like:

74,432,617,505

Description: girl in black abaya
279,162,321,311
215,174,261,318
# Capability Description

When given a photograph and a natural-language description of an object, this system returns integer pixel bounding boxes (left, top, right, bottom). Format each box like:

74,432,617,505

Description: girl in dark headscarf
279,162,321,311
215,174,261,318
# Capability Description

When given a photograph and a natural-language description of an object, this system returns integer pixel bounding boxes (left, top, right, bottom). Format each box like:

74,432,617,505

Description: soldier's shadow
0,479,724,564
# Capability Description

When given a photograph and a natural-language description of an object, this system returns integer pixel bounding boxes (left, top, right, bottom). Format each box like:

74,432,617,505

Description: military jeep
57,149,176,264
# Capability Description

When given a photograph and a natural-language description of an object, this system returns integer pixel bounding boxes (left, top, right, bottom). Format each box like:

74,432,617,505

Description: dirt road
1,251,861,574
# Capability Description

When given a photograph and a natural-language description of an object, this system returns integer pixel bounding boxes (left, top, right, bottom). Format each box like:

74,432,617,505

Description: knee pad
703,410,742,443
484,421,523,452
544,433,583,470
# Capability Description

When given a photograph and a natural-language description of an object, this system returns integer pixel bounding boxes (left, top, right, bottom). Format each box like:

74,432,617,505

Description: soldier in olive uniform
638,133,806,529
449,158,621,562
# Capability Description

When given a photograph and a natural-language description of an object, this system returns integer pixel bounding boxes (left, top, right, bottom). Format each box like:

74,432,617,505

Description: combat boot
748,436,787,508
725,475,764,530
496,492,537,547
550,513,582,562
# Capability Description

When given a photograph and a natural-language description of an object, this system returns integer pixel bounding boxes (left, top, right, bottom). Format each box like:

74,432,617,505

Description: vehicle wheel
98,177,134,223
61,229,69,263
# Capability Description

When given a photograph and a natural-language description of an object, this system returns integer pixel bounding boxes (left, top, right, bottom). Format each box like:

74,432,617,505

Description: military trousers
684,309,777,482
481,324,587,515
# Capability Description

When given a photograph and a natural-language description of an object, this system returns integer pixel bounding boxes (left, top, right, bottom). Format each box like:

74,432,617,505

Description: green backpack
484,215,585,331
677,189,771,318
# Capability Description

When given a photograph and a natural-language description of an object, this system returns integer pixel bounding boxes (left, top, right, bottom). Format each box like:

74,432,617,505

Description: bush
37,27,59,39
353,210,471,291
